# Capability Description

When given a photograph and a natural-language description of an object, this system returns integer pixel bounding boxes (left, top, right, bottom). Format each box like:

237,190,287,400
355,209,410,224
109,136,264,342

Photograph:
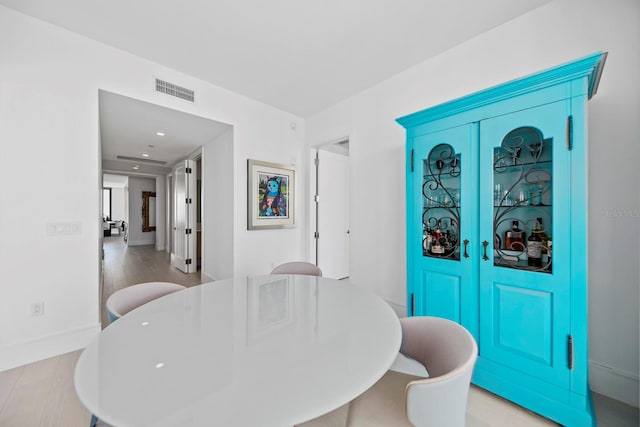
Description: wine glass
503,136,523,165
494,147,508,172
526,141,543,162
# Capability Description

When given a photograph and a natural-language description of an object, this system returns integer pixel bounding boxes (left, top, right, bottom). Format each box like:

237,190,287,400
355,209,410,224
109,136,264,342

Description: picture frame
141,191,156,232
247,159,295,230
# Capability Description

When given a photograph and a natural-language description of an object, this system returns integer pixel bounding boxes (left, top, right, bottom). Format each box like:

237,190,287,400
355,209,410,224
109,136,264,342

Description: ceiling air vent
155,78,195,102
116,155,168,165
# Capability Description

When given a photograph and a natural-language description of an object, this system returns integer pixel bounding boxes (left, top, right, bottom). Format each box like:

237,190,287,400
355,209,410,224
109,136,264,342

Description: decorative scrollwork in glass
422,144,461,260
493,127,553,273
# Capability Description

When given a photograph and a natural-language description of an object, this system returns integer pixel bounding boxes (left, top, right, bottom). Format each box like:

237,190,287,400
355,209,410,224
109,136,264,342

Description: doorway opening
310,138,351,280
98,89,234,317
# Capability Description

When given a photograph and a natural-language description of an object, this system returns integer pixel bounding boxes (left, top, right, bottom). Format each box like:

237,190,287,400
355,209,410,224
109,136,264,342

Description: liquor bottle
431,221,444,254
536,217,548,255
448,228,458,248
444,230,452,253
424,226,433,253
547,237,552,263
527,220,543,267
504,220,525,251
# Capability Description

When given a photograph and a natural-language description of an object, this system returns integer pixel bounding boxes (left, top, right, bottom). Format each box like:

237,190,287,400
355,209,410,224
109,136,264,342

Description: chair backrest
400,316,478,427
105,282,186,324
270,261,322,276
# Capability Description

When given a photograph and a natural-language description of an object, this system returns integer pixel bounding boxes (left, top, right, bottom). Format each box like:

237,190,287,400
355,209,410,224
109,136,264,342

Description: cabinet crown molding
396,51,607,129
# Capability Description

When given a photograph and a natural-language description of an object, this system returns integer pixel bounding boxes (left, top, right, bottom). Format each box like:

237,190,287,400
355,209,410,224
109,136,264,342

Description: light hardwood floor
0,236,637,426
100,236,204,326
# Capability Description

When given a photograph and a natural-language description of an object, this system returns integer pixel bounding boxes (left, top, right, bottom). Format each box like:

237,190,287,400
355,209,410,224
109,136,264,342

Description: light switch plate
46,222,82,236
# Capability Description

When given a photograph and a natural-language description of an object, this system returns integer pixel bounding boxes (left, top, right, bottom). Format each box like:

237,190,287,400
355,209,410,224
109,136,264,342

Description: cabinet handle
463,239,470,258
482,240,489,261
568,335,574,370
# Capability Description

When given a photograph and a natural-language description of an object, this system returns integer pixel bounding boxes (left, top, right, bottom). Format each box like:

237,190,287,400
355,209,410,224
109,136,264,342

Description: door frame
309,137,351,279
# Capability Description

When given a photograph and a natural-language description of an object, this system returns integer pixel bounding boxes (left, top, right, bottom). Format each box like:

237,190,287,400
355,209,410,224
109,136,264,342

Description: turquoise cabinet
398,52,606,427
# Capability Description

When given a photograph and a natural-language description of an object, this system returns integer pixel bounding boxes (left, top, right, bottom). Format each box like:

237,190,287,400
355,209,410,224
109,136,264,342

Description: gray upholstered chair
271,261,322,277
346,316,478,427
105,282,186,324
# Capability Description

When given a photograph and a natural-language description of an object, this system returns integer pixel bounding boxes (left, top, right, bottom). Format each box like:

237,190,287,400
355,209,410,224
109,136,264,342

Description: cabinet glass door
422,143,462,260
479,100,571,388
493,127,553,272
411,124,476,328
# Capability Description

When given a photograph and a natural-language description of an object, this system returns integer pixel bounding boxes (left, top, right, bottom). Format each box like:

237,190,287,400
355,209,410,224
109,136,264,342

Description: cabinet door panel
493,283,552,365
479,101,570,388
422,270,461,322
410,124,477,334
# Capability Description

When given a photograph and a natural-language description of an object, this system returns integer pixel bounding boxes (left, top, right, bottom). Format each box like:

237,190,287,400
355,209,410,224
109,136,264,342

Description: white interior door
174,159,197,273
316,148,350,279
168,175,174,254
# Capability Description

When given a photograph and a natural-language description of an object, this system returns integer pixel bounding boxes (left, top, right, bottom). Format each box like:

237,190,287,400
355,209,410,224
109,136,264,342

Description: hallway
101,236,205,327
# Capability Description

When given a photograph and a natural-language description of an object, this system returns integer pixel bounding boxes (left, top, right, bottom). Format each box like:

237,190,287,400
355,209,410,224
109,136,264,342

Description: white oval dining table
74,275,401,427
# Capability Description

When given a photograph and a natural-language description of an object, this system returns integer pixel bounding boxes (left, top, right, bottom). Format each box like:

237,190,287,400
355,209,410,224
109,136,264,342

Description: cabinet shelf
424,205,460,210
493,203,551,208
494,159,552,172
423,173,463,179
423,251,460,261
494,257,553,273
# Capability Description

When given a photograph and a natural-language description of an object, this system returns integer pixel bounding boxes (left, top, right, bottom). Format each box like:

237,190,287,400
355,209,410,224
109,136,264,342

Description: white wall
306,0,639,407
0,5,307,371
110,187,126,221
127,177,156,246
202,128,235,281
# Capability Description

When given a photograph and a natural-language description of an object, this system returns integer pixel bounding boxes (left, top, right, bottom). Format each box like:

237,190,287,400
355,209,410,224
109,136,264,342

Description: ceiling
99,91,230,175
4,0,551,176
103,173,128,188
0,0,550,117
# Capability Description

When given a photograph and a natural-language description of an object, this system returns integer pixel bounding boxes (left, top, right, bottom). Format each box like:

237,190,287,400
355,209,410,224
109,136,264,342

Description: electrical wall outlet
30,301,44,317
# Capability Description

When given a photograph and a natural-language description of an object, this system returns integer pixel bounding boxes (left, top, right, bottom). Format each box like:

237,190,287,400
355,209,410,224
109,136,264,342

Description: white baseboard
590,360,640,408
201,272,215,283
0,324,101,372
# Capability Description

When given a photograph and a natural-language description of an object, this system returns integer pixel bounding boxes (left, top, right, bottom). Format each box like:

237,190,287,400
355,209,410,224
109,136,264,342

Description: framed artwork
247,159,295,230
141,191,156,232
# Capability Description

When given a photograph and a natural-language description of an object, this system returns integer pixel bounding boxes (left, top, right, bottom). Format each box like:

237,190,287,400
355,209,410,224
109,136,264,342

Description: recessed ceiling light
142,153,150,157
155,362,165,369
156,132,165,136
133,165,140,170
